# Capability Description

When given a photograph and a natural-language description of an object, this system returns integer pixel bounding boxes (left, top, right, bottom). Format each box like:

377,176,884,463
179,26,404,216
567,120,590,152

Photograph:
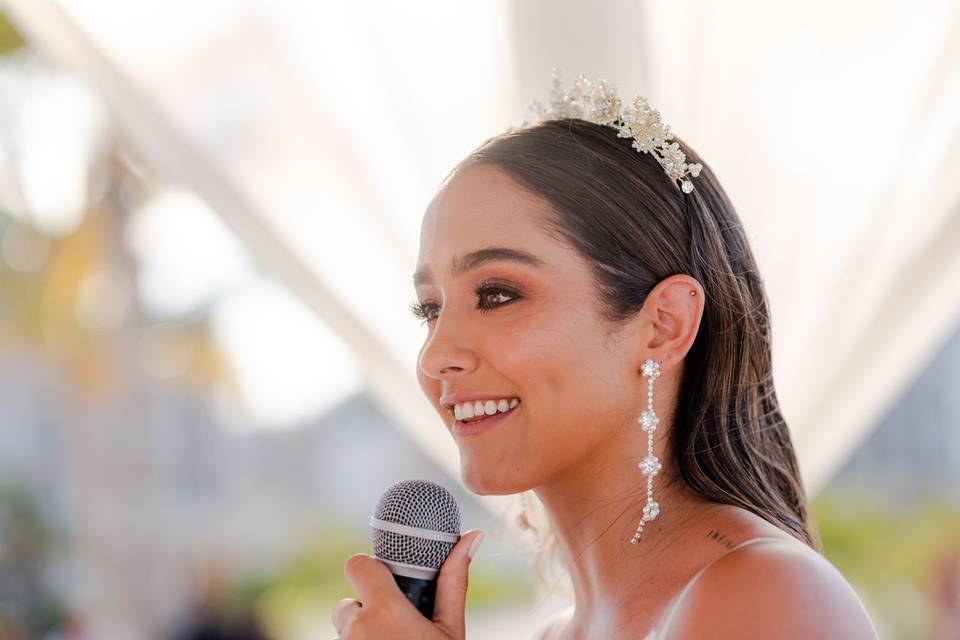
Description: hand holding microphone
331,479,484,640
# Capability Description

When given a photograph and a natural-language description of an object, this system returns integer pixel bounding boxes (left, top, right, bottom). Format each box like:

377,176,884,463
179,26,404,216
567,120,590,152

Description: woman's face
414,164,646,495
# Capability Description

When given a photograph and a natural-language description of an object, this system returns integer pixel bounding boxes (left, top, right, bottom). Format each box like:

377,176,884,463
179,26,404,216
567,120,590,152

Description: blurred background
0,1,958,639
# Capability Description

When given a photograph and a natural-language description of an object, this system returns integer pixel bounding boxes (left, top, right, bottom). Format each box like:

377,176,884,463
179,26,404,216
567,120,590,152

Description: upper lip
440,394,521,411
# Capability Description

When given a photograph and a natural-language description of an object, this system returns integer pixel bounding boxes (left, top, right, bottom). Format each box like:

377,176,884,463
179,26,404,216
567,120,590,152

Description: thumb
432,529,484,637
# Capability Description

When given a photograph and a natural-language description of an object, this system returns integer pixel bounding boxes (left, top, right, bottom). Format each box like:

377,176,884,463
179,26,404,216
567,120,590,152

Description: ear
640,274,704,372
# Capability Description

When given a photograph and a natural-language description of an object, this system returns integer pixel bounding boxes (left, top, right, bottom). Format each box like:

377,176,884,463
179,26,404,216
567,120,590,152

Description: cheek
493,311,603,389
495,318,630,437
491,323,577,391
492,322,605,431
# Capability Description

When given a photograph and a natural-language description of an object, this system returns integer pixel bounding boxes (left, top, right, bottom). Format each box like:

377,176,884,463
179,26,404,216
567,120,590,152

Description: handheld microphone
368,479,462,619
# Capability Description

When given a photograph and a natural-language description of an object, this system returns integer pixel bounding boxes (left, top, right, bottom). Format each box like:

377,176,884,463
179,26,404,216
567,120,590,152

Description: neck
532,431,710,633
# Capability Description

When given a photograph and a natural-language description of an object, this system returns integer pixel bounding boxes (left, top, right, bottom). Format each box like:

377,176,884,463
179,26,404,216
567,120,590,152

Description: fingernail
468,531,485,559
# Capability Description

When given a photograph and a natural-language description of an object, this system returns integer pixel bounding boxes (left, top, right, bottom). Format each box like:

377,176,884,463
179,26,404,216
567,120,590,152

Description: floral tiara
511,67,703,194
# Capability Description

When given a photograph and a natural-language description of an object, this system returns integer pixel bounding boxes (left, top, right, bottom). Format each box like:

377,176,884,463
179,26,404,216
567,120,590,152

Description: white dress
537,536,787,640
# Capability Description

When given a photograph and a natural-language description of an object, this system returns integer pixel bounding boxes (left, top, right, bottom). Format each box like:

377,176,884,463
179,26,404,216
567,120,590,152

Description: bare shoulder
668,537,879,639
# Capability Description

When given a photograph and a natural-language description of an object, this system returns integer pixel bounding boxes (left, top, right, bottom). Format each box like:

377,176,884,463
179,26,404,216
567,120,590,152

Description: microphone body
392,575,438,618
369,479,462,618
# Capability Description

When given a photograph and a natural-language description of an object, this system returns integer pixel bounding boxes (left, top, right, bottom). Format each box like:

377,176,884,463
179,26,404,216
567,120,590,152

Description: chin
459,459,529,496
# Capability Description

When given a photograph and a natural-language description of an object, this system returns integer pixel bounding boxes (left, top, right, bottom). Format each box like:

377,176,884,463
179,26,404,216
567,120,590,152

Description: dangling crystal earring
631,358,662,544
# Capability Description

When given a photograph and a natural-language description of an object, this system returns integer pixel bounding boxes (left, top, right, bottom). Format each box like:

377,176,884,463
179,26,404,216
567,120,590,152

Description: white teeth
452,397,521,420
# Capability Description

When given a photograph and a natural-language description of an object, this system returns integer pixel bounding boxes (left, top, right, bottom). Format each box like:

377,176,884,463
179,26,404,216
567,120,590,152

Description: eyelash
409,283,520,325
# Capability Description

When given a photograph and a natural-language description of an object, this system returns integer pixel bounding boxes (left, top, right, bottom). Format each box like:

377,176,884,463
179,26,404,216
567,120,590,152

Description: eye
409,283,521,326
475,284,518,313
409,300,440,325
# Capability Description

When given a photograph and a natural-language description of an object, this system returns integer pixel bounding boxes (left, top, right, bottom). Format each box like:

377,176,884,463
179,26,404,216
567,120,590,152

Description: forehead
418,165,553,264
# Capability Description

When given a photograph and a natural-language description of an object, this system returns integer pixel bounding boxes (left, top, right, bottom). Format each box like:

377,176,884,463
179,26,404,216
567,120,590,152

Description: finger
343,553,404,606
331,597,361,633
432,529,484,634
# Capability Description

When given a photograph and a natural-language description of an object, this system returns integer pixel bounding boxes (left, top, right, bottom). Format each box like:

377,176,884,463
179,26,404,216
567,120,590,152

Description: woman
333,73,880,639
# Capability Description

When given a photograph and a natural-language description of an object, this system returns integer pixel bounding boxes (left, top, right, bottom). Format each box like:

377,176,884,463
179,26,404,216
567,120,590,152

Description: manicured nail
468,531,485,559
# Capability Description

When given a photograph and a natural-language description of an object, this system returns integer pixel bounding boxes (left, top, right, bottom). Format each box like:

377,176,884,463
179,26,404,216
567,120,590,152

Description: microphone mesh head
371,479,461,570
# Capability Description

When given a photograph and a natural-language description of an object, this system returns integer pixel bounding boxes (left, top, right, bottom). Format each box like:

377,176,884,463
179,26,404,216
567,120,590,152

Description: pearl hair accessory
632,358,662,544
512,68,703,194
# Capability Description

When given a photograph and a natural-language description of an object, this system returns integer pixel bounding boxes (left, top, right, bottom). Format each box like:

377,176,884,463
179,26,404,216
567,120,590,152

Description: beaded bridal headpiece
512,68,703,194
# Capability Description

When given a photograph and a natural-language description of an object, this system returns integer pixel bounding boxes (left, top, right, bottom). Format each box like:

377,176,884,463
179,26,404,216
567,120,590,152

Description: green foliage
812,488,960,640
0,484,66,636
0,14,26,54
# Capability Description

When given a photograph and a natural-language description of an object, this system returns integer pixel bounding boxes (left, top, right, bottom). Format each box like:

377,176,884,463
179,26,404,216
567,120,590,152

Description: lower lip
452,403,520,436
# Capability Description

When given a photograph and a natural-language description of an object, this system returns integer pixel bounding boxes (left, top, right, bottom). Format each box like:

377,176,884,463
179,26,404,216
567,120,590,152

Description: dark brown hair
447,119,822,568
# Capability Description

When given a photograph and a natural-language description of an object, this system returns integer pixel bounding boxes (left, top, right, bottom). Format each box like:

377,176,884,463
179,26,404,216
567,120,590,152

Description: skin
409,164,879,639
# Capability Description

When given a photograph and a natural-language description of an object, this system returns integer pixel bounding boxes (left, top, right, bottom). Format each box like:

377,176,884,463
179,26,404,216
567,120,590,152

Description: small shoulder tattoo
705,529,738,550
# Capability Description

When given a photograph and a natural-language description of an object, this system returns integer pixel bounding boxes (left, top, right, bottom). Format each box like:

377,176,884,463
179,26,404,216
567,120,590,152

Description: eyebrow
413,246,546,286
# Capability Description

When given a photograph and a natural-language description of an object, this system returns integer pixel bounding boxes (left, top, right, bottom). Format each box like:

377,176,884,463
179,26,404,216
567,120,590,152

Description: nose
417,317,479,380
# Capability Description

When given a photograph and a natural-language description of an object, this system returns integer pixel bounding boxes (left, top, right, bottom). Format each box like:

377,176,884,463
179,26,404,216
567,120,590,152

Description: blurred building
827,321,960,505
